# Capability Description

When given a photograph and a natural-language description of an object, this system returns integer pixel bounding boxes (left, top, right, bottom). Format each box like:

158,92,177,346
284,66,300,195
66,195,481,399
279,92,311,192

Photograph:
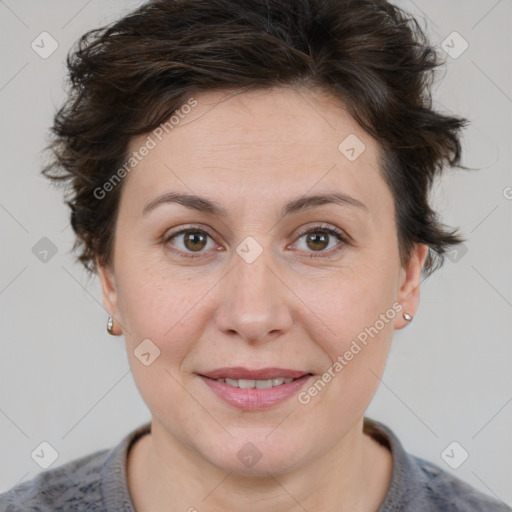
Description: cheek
297,274,396,423
300,262,398,353
115,262,213,433
114,252,207,361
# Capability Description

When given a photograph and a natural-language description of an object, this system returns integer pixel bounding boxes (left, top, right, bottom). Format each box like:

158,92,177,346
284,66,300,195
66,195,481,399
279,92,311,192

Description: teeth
217,377,295,388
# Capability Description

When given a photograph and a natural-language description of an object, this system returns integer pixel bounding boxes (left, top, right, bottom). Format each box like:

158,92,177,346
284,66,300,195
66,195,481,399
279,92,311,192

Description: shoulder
0,422,151,512
408,454,510,512
0,447,109,512
363,417,510,512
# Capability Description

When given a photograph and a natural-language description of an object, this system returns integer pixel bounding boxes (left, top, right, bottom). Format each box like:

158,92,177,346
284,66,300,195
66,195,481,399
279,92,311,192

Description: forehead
121,86,392,220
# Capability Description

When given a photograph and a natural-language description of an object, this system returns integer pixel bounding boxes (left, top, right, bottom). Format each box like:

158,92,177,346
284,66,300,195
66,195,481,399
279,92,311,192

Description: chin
201,433,309,477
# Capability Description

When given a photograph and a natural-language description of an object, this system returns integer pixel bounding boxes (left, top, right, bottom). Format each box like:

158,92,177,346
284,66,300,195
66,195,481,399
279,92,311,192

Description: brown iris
183,230,208,251
305,231,329,251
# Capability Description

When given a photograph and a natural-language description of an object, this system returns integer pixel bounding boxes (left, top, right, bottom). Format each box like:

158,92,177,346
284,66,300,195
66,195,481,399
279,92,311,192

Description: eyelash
164,224,348,260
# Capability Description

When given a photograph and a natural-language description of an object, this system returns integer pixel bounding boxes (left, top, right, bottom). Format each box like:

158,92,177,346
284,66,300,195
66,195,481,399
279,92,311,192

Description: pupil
307,232,328,251
185,231,206,251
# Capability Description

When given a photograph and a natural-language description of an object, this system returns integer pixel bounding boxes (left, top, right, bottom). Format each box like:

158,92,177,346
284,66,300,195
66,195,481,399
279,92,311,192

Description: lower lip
199,375,313,411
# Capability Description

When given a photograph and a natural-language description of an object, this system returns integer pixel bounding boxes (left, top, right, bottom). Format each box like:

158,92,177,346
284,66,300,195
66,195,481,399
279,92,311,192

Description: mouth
198,367,314,410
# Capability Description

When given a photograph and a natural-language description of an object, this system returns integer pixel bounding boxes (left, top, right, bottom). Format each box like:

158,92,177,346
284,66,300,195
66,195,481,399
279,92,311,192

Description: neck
127,417,392,512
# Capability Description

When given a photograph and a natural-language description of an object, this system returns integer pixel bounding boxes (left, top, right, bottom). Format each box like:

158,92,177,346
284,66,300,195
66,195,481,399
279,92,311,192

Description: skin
97,86,428,512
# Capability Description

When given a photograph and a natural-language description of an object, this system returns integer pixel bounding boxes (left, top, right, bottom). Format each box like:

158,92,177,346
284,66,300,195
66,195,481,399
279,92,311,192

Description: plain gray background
0,0,511,506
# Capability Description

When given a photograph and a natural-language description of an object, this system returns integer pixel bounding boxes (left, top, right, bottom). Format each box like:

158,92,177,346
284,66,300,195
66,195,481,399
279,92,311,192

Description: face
98,86,427,476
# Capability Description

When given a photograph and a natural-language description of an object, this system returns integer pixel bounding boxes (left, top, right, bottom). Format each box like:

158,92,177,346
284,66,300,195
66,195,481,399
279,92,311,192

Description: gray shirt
1,418,508,511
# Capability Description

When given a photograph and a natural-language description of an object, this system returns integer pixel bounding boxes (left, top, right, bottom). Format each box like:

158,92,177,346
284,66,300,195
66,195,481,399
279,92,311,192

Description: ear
394,243,429,330
96,257,123,335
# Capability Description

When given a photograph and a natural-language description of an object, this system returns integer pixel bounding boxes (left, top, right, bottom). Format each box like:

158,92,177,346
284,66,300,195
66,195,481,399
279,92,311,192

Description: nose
213,249,293,344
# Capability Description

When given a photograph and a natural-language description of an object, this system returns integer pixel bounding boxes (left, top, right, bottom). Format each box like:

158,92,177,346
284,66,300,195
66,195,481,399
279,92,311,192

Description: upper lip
200,367,311,380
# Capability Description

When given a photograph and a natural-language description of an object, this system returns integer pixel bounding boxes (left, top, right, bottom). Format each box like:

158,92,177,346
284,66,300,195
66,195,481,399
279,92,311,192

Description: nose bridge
214,245,292,343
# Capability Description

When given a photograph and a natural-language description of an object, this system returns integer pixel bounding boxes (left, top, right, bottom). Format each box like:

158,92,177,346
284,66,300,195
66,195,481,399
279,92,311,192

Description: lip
199,367,309,380
198,370,313,411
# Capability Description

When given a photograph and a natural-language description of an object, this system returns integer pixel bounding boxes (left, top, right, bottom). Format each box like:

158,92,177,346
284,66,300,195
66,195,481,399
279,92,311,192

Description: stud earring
403,312,413,322
107,315,115,335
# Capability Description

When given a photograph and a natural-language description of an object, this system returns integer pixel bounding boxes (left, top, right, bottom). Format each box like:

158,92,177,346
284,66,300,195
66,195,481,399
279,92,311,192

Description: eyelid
165,224,217,240
293,222,345,240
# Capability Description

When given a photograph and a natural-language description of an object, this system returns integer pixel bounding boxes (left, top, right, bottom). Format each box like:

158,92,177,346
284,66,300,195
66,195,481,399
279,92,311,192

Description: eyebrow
142,191,368,218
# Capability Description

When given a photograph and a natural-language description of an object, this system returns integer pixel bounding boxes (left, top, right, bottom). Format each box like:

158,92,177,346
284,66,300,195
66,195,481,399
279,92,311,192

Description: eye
292,224,347,257
165,227,217,258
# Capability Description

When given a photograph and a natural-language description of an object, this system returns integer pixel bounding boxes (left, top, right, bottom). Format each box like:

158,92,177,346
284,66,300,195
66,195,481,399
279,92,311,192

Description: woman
0,0,508,510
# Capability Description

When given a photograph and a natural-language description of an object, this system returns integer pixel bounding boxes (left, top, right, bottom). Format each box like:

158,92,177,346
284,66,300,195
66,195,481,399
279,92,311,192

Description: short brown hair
43,0,468,277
